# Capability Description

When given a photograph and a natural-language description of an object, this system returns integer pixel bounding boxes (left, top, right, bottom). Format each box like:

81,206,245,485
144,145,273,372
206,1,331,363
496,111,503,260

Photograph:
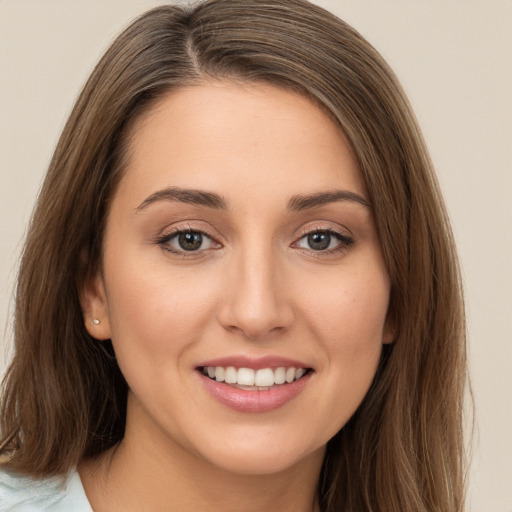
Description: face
84,82,392,476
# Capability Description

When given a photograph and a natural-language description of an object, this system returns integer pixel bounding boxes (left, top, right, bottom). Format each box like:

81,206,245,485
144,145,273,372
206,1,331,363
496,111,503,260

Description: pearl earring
91,319,100,326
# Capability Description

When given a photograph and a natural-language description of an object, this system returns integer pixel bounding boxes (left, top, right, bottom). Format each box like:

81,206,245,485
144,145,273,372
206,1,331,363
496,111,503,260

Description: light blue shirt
0,467,92,511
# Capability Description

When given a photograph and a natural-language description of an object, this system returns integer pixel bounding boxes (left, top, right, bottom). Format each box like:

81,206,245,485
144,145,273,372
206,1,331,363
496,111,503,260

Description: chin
192,430,326,476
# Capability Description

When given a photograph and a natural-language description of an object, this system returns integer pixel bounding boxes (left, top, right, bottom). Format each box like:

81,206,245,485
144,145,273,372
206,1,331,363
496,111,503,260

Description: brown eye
295,229,354,253
159,229,219,254
307,232,331,251
178,232,204,251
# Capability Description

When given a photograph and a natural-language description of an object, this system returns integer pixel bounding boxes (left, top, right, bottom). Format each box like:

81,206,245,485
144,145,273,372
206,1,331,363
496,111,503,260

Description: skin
80,82,393,512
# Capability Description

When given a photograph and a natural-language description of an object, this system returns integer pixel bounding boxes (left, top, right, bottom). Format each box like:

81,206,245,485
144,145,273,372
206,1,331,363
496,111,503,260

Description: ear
382,326,394,344
382,314,395,345
80,271,112,340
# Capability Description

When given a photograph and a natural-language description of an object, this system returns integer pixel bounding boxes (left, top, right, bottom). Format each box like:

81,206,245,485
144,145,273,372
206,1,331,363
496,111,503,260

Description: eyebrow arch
136,187,228,211
287,190,371,211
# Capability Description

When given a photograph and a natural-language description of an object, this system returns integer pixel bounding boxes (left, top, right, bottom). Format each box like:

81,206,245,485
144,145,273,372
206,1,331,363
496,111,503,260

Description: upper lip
196,355,312,371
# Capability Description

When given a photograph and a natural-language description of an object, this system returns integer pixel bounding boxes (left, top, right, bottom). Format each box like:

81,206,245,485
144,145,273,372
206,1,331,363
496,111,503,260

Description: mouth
199,365,312,391
196,360,314,413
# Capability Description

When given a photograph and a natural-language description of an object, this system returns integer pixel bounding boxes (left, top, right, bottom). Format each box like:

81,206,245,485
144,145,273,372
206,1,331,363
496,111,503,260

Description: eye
158,229,220,253
294,229,353,253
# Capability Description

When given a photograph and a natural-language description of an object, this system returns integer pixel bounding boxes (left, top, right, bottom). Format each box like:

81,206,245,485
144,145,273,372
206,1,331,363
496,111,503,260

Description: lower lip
199,372,312,413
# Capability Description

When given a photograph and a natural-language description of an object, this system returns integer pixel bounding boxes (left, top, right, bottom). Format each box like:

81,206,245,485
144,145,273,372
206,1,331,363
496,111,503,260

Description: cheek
298,261,390,418
303,265,390,350
102,252,219,372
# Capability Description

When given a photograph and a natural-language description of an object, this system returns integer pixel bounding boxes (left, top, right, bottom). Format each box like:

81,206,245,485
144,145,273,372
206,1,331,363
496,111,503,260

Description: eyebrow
135,186,370,213
287,190,370,210
136,187,228,211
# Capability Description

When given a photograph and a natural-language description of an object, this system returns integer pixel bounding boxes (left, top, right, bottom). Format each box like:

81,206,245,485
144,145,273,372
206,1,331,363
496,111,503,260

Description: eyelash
293,225,354,256
155,226,221,257
155,225,354,257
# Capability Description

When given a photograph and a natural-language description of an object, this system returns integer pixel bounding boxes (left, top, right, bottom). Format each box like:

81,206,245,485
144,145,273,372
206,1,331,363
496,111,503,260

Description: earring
91,319,100,326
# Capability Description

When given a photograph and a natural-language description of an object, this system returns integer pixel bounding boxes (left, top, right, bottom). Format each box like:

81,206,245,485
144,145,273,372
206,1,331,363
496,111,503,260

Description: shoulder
0,466,92,511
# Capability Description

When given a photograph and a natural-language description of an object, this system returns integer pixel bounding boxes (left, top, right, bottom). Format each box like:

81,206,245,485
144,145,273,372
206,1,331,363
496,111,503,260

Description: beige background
1,1,511,510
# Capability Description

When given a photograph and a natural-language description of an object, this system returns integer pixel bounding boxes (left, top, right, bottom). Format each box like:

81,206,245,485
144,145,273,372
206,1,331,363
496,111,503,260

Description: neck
79,400,324,512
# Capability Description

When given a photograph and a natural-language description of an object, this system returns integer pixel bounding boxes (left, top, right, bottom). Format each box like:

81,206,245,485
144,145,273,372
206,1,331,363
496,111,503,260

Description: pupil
178,232,202,251
308,232,330,250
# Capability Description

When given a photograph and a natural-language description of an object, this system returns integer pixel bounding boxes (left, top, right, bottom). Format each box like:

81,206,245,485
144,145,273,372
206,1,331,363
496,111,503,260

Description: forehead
117,81,366,206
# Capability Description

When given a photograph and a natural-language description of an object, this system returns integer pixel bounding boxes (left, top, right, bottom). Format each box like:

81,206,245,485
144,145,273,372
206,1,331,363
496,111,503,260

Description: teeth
274,367,286,385
255,368,274,387
224,366,237,384
237,368,255,386
215,367,225,382
202,365,309,388
237,384,271,391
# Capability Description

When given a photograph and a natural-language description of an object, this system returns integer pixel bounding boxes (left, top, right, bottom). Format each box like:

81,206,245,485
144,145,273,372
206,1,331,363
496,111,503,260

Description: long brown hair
1,1,468,510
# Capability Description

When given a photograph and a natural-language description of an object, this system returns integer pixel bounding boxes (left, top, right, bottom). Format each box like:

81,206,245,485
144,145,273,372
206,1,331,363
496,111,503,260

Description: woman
0,0,468,510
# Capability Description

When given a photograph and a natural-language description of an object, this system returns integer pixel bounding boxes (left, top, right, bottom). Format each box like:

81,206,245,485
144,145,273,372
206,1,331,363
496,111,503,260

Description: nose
217,245,294,340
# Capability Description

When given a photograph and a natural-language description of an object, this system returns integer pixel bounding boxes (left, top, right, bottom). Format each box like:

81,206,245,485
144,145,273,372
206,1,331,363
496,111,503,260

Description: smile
197,359,314,413
201,366,309,390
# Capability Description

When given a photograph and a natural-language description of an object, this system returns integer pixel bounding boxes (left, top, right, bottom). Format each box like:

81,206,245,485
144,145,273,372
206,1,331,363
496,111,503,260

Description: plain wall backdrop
1,1,511,510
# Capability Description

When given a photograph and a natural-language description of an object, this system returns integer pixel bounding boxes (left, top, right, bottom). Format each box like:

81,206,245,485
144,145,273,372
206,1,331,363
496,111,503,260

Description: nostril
216,264,295,338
